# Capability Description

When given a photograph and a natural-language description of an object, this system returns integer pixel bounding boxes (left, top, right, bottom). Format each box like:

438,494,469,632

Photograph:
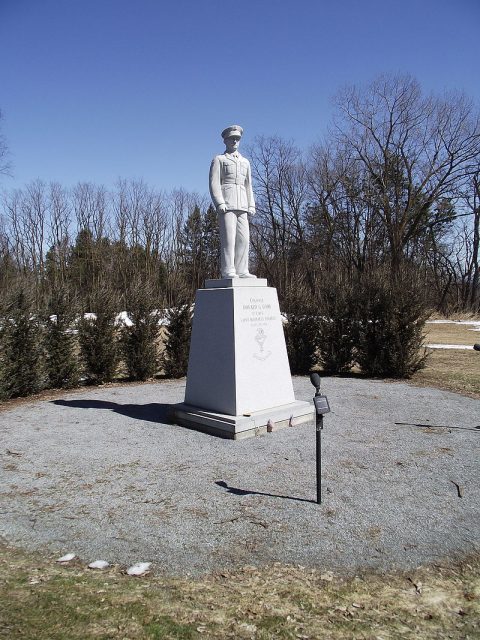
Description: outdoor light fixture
310,373,330,504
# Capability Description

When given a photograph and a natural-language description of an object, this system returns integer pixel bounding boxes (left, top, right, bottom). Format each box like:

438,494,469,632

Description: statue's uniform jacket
209,153,256,214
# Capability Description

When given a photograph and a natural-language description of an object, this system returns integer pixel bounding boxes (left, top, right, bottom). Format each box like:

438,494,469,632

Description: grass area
1,543,479,640
406,321,480,398
411,349,480,398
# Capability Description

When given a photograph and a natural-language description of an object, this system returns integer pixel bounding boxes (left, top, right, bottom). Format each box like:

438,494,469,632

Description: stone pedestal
174,279,312,439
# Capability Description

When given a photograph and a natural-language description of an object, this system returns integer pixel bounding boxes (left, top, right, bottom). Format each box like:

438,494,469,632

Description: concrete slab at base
174,400,313,440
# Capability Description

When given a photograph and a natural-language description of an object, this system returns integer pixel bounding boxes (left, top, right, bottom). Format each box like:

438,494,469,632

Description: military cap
221,125,243,139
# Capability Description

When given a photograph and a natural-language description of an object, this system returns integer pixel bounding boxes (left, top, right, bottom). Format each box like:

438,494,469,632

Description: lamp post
310,373,330,504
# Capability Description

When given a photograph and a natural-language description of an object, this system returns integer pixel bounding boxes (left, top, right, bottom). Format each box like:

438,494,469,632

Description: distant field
425,320,480,346
411,320,480,398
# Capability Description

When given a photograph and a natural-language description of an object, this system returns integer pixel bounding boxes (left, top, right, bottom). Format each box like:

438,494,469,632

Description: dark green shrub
78,291,119,384
161,304,192,378
284,312,319,375
121,283,161,381
356,272,429,378
317,280,358,374
44,290,79,389
0,290,44,399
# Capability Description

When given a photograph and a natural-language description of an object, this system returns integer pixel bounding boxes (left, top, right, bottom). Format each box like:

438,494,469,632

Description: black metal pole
316,412,323,504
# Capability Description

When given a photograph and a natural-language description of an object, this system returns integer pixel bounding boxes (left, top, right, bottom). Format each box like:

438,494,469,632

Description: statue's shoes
222,272,237,278
238,273,257,278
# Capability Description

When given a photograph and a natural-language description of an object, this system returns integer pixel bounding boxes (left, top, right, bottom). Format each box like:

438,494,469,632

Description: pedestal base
174,400,313,440
176,279,312,439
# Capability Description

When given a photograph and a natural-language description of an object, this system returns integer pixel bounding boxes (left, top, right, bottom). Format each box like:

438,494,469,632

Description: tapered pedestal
174,279,312,439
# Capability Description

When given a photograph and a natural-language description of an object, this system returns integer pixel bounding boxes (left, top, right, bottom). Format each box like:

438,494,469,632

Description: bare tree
72,182,108,241
164,188,208,304
455,167,480,310
248,135,309,298
307,142,387,278
331,74,480,275
46,182,72,289
69,182,112,305
1,181,49,303
111,179,170,295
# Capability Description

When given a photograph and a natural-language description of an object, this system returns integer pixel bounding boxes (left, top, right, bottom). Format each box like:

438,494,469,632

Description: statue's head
222,125,243,154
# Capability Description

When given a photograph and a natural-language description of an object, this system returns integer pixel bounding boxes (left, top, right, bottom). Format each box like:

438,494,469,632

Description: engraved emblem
253,328,271,361
255,328,267,351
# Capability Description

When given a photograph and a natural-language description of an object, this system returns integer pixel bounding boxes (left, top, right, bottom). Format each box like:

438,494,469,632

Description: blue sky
0,0,479,198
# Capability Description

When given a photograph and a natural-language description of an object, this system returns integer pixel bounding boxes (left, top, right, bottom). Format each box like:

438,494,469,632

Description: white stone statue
209,125,256,279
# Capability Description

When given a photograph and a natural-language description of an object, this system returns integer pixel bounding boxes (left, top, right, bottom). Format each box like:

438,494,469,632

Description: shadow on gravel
51,399,174,424
395,422,480,433
216,480,315,504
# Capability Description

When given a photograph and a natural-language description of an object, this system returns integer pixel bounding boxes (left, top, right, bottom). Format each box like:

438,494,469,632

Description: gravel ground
0,377,479,577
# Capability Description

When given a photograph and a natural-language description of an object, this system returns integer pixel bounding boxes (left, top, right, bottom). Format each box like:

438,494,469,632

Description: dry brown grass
406,321,480,398
425,321,480,346
1,542,479,640
411,349,480,398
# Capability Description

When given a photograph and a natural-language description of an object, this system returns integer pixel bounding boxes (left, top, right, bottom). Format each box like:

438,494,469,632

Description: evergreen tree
161,303,193,378
317,279,358,374
0,290,44,399
68,229,113,308
202,204,220,279
179,205,220,293
284,312,319,375
43,288,79,389
356,270,429,378
121,280,161,381
78,289,119,384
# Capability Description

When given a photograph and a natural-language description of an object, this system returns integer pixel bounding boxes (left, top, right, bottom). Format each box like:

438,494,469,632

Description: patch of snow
88,560,110,570
115,311,133,327
56,553,76,563
127,562,152,576
427,320,480,326
426,344,474,350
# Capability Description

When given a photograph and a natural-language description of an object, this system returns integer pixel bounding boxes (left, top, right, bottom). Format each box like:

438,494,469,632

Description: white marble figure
209,125,256,279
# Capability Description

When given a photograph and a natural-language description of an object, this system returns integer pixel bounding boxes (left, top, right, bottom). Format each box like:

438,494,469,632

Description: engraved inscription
241,297,276,327
240,297,276,361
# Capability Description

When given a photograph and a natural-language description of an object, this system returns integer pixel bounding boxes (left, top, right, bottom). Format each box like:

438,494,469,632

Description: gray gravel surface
0,377,479,577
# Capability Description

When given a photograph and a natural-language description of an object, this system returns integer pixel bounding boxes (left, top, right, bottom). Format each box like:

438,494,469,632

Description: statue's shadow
52,399,174,424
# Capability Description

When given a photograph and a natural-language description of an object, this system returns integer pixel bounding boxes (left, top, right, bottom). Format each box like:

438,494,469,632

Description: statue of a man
209,125,256,279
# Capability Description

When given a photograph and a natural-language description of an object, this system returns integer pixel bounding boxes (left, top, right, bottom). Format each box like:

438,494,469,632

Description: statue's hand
217,204,227,214
248,208,256,217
